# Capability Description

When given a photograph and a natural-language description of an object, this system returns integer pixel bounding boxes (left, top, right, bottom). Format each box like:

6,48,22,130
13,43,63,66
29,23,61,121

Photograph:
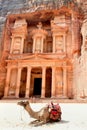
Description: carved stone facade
0,0,87,99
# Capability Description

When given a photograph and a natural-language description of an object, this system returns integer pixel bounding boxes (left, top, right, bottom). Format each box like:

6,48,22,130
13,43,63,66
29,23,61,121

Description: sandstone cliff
0,0,86,98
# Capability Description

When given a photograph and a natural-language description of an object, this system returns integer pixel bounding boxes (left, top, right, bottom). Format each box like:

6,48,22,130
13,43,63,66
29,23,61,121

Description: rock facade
0,0,87,99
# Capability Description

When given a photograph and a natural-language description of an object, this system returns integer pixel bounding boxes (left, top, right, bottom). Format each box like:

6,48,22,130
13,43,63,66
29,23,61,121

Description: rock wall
0,0,85,98
0,0,79,41
0,0,29,98
73,0,87,99
0,0,27,36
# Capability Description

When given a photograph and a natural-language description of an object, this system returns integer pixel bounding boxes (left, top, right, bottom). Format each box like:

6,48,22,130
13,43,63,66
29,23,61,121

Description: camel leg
33,120,47,127
29,119,39,125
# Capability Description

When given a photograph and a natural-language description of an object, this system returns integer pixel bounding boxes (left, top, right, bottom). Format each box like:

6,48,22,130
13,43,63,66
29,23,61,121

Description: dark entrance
33,78,42,97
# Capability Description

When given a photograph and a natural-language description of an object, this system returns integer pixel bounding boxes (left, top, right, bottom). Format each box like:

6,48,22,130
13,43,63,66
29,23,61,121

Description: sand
0,101,87,130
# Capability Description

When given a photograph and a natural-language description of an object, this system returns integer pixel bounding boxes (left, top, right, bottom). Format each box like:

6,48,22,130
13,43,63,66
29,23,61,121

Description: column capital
42,66,46,69
6,67,11,71
27,66,32,69
52,66,56,69
18,67,22,69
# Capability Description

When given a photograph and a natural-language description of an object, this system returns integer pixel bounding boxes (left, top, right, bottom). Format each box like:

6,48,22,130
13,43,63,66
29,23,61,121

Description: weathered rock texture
0,0,87,99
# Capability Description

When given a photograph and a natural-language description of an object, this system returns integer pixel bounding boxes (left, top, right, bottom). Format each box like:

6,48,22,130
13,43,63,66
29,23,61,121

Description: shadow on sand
29,120,69,127
47,120,69,126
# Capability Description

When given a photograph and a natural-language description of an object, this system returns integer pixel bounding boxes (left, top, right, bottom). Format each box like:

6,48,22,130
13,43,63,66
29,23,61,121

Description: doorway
33,78,42,97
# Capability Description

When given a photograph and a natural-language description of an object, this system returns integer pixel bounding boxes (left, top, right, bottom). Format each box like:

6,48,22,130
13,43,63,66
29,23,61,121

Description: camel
17,100,61,126
17,100,50,126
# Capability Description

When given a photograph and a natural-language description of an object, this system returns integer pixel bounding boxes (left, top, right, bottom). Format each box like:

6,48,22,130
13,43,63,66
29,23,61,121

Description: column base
25,96,29,98
3,95,17,99
15,95,19,98
41,96,45,98
51,96,56,98
51,95,68,99
3,96,8,99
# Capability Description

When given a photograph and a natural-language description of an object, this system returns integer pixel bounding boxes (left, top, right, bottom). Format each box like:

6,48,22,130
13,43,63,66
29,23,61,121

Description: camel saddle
48,102,62,121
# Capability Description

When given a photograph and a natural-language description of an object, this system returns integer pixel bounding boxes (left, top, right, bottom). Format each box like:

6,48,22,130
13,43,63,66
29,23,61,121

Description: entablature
8,53,66,60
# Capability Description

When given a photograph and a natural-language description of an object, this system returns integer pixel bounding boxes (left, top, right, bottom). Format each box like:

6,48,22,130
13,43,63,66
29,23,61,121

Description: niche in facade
10,19,27,54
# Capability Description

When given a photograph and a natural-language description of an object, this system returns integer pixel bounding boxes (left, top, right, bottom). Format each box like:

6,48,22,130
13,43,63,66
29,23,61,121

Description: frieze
7,62,17,66
8,53,66,60
20,61,55,67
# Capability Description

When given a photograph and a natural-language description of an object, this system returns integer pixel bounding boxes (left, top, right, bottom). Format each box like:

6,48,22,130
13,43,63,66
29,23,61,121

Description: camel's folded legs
33,120,47,127
29,119,39,125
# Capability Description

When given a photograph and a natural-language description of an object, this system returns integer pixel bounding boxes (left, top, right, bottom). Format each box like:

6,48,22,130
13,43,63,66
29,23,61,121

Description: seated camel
17,100,61,126
17,100,50,126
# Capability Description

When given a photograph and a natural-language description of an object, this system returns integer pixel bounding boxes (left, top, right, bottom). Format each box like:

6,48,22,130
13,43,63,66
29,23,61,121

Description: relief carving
13,37,21,54
14,19,27,28
51,15,67,30
55,35,63,52
35,37,41,52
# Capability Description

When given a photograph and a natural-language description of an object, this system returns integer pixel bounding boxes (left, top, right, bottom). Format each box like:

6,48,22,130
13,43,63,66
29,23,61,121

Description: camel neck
24,103,39,119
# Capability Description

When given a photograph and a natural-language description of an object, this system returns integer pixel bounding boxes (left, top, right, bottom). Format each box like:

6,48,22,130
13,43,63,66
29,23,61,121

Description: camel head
17,100,29,108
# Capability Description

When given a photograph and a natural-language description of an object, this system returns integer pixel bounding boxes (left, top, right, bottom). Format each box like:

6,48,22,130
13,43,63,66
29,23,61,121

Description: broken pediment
53,15,66,24
14,19,27,28
51,15,68,33
11,19,28,36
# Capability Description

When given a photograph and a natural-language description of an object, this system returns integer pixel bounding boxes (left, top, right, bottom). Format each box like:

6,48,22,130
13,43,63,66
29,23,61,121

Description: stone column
41,37,43,53
51,67,56,97
41,66,46,98
25,67,31,98
15,67,22,98
20,37,24,54
4,68,11,97
53,35,55,53
33,38,35,53
63,67,67,97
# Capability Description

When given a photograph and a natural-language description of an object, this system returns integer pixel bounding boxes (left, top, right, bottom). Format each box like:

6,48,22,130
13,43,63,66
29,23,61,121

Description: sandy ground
0,101,87,130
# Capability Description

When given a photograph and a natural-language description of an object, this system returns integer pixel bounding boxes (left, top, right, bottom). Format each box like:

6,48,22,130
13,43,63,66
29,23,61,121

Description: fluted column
41,66,46,98
15,67,22,98
33,38,35,53
51,67,56,97
41,37,43,53
4,68,11,97
25,67,31,98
